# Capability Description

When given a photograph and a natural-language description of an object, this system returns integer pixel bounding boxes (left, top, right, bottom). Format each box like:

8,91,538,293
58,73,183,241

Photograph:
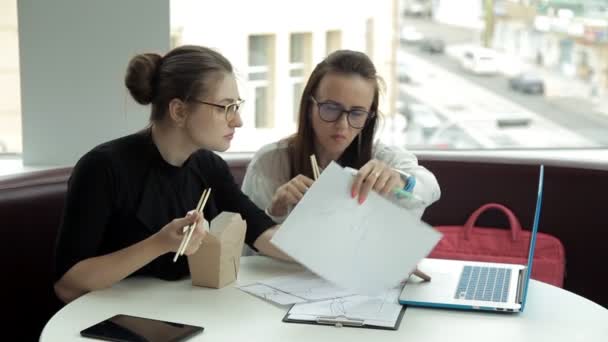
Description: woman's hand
155,210,207,255
269,175,315,217
351,159,405,204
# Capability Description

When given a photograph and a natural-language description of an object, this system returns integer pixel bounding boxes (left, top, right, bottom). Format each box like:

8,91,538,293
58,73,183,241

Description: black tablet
80,314,204,342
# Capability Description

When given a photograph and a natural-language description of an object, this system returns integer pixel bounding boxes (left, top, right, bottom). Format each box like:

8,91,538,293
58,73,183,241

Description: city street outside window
2,0,608,157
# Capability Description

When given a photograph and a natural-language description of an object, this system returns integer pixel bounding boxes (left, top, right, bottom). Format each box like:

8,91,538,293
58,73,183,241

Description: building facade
493,0,608,101
172,0,399,152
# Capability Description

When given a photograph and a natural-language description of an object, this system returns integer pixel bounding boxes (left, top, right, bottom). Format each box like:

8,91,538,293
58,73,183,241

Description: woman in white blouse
242,50,440,223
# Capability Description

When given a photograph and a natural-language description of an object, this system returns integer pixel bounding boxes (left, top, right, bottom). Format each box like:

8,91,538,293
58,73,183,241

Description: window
170,26,183,49
254,87,270,128
326,30,342,55
366,18,374,57
248,34,275,129
9,0,604,160
397,0,608,150
0,0,21,154
169,0,608,152
293,82,304,122
289,33,312,122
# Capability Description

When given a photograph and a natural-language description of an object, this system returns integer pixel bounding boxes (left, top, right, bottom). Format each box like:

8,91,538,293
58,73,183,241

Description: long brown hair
288,50,381,179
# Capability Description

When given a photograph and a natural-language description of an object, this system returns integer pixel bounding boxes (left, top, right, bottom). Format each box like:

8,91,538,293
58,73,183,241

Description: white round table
41,256,608,341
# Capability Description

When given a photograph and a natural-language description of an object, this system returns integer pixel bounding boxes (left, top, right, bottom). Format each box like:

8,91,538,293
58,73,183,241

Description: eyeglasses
310,96,373,129
192,98,244,122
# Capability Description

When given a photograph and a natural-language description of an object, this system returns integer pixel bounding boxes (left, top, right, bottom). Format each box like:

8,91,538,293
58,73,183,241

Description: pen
413,268,432,282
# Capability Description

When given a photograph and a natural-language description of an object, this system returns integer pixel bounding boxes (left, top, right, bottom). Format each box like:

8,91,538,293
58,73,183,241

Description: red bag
428,203,566,288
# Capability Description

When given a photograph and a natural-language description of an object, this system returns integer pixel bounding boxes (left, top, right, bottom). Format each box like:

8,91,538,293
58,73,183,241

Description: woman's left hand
351,159,405,204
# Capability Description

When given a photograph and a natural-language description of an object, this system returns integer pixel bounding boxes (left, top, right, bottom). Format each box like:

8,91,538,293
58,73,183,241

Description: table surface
41,256,608,341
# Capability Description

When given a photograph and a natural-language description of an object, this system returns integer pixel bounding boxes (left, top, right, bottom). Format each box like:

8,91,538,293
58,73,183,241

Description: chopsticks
173,188,211,262
310,154,320,180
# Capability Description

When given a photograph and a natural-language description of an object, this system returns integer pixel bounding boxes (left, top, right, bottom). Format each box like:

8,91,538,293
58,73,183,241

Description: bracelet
404,175,416,192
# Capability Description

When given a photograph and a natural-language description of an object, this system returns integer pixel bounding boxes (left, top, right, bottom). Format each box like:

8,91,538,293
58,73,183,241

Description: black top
54,129,275,282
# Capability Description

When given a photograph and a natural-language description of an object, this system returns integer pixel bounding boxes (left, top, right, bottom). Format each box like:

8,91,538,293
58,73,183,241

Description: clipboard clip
316,315,365,328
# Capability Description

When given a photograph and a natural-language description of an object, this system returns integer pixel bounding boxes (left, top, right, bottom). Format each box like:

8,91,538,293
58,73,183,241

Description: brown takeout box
187,212,247,288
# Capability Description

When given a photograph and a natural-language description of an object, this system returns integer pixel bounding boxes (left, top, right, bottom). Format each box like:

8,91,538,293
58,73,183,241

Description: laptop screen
520,164,544,311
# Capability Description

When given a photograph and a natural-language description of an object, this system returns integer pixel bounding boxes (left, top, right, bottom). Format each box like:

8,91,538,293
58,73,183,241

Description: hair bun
124,53,162,105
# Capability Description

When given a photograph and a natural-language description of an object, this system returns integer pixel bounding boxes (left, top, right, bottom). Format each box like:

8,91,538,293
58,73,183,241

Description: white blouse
241,139,441,223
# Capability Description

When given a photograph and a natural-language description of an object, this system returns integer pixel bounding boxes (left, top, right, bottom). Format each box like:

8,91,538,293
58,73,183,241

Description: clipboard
282,303,406,330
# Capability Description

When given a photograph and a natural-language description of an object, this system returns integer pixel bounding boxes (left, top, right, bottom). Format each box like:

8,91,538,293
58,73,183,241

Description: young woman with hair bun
53,45,288,304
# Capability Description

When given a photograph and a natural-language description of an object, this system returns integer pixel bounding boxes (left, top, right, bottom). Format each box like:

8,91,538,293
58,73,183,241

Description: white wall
18,0,170,166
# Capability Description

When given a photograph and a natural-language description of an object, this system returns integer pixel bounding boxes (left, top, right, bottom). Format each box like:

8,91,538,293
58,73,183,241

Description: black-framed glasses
192,99,244,122
310,96,373,129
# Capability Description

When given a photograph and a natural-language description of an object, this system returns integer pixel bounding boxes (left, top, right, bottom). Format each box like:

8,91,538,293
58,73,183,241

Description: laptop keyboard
454,266,512,302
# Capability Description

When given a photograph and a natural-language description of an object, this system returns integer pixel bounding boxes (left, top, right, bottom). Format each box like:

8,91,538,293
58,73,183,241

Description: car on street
494,111,533,128
508,73,545,95
406,103,443,133
401,26,424,44
460,47,499,75
419,38,445,54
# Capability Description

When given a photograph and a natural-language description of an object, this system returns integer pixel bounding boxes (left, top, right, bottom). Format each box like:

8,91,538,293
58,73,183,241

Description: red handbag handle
463,203,522,241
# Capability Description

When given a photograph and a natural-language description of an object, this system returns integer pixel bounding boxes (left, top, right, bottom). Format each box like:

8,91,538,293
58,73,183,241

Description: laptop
399,165,544,313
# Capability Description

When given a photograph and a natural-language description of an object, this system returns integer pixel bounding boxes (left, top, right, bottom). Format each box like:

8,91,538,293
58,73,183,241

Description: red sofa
1,155,606,341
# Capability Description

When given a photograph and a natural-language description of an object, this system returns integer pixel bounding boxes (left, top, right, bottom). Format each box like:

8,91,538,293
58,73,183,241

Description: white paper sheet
237,283,307,305
271,162,442,296
258,271,354,301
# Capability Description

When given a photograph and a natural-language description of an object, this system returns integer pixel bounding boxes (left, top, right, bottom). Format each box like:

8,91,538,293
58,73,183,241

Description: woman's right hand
269,175,314,217
154,211,207,255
